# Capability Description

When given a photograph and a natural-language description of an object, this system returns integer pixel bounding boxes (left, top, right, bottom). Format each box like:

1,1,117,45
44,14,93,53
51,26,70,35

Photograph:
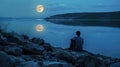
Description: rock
43,43,54,51
22,34,29,40
110,62,120,67
21,55,33,61
30,55,44,61
5,32,27,45
0,33,7,45
0,51,14,67
43,61,73,67
3,45,22,56
8,55,25,66
0,45,3,50
42,51,55,60
10,55,25,63
31,37,44,45
16,61,40,67
76,55,99,67
52,48,74,64
22,43,44,55
96,54,118,67
51,49,107,67
0,33,7,41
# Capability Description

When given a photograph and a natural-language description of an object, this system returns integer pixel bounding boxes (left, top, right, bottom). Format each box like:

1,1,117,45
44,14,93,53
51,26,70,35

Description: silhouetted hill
45,11,120,27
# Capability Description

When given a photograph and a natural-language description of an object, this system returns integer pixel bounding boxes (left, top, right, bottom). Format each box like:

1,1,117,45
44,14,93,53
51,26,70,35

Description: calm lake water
1,19,120,58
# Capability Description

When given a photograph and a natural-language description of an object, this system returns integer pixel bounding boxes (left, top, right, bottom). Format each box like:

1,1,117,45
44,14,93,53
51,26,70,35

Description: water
1,19,120,58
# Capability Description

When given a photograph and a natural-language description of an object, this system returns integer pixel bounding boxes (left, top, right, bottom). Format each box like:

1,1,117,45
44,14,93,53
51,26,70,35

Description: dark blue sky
0,0,120,17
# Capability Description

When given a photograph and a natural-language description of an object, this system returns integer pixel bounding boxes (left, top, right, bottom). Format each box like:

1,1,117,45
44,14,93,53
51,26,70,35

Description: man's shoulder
71,37,77,40
71,36,83,41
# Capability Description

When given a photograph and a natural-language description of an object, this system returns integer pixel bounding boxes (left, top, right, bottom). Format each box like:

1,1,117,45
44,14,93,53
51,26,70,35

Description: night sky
0,0,120,18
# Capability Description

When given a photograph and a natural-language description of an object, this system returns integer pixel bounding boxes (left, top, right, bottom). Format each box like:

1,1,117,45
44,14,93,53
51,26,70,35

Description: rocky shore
0,29,120,67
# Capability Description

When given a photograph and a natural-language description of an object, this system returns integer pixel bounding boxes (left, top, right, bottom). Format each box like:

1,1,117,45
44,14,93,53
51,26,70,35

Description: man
69,31,84,51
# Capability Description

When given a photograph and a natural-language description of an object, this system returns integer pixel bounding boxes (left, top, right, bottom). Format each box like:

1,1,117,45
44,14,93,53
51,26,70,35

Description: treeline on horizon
45,11,120,27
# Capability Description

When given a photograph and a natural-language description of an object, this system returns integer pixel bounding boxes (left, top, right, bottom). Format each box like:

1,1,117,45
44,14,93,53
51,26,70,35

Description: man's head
76,31,81,37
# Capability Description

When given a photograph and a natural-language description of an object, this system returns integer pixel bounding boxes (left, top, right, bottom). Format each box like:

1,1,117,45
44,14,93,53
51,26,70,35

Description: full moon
36,5,44,13
36,25,44,32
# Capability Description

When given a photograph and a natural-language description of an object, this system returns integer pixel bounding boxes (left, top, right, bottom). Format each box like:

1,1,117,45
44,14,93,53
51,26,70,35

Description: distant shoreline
45,11,120,28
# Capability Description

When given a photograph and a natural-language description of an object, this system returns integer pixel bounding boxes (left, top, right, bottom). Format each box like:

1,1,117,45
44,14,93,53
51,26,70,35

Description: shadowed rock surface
45,11,120,27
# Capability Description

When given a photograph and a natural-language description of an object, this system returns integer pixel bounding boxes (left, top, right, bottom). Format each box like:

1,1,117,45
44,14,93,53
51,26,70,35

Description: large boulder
0,51,14,67
22,43,44,55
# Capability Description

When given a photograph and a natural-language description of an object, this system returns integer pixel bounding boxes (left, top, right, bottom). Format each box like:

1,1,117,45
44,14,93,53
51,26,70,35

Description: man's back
72,36,84,51
69,31,84,51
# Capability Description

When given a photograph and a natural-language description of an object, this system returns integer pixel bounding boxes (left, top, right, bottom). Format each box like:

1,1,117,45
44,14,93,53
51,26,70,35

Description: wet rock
0,51,14,67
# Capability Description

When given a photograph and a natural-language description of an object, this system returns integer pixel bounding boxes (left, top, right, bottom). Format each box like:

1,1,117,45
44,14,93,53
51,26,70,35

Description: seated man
69,31,84,51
